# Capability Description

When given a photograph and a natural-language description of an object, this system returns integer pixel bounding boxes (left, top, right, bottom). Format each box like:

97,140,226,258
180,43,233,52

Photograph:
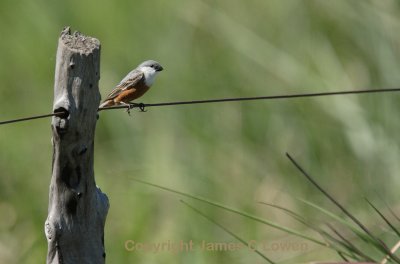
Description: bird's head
139,60,163,72
138,60,163,86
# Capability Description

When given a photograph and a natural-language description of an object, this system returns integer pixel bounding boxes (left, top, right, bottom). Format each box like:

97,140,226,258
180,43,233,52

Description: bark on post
45,27,109,264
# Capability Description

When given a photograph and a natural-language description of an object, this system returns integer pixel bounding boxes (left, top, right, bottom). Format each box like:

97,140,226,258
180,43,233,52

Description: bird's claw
126,104,133,115
128,103,146,112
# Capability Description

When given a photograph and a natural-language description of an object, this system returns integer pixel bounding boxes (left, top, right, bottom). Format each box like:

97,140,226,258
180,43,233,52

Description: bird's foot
125,104,133,116
128,103,147,112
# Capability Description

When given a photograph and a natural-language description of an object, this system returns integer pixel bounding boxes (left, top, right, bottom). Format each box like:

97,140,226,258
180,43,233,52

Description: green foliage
1,0,400,263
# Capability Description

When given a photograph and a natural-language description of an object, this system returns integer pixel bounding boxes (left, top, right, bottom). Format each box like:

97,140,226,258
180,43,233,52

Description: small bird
99,60,163,111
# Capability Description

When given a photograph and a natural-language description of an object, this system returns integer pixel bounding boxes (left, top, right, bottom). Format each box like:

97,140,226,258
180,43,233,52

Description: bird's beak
156,65,163,72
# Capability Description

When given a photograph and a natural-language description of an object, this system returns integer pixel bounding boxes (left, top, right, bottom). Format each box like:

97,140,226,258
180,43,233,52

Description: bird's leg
119,102,133,115
128,102,147,112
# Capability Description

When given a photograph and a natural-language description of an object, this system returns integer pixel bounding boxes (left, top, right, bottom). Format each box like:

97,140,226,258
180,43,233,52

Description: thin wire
1,87,400,125
97,87,400,111
0,112,66,125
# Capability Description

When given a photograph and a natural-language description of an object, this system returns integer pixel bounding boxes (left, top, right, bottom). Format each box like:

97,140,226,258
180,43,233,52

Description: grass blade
131,178,326,246
286,153,399,263
326,223,376,262
381,240,400,264
180,199,275,264
366,198,400,238
260,202,374,262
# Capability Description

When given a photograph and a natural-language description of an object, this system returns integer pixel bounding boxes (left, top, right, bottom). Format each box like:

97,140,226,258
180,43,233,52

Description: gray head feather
137,60,163,72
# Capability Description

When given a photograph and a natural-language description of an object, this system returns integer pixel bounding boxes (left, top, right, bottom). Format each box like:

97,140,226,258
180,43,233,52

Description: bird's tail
99,100,114,108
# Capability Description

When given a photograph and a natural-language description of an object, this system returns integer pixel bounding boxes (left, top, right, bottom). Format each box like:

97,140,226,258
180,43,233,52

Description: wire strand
0,112,66,125
2,87,400,125
97,87,400,111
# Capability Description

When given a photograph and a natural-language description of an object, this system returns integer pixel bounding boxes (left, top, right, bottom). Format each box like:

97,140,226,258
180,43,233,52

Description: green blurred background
1,0,400,263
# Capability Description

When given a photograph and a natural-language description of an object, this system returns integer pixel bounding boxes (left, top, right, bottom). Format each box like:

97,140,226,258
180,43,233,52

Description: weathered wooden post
45,27,109,264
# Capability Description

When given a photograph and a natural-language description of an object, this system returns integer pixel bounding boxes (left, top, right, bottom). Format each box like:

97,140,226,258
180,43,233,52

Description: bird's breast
114,83,150,103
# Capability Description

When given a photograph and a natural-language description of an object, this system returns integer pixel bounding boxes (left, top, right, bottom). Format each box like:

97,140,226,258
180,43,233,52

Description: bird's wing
104,70,144,100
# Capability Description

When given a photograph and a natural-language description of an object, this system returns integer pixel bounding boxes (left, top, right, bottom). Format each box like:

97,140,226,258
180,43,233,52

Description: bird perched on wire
99,60,163,113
